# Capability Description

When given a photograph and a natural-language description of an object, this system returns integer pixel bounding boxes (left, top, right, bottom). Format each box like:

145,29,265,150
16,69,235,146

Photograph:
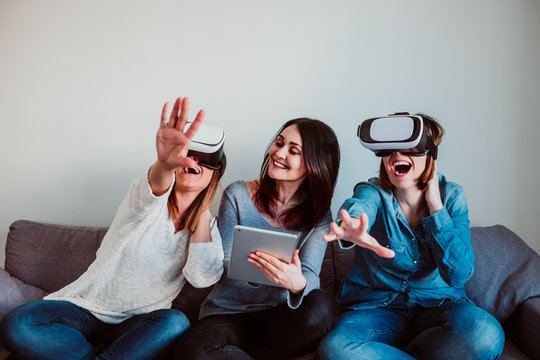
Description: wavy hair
254,118,340,231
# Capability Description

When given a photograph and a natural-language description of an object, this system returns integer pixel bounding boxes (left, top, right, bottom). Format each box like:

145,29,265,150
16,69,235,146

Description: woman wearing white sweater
0,97,226,360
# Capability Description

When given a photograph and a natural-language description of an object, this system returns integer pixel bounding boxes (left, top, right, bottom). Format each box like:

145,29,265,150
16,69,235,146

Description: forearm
423,208,474,286
287,221,329,308
148,161,175,196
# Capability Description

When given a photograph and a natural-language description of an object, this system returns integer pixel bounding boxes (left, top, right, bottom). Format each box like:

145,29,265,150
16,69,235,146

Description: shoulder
352,177,387,197
438,173,468,211
439,173,466,198
223,180,249,197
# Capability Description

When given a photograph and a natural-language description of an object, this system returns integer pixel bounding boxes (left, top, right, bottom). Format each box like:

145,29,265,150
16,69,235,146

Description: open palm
323,210,395,258
156,97,205,171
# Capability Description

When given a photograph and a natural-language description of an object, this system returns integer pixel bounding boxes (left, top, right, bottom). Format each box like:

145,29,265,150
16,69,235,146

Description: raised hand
248,249,307,294
156,97,205,172
424,163,443,215
323,210,395,258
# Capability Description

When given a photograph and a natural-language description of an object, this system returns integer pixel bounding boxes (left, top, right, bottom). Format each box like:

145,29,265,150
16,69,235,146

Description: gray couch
1,220,539,359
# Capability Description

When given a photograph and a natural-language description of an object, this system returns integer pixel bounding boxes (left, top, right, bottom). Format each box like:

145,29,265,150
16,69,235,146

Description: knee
0,302,40,351
300,290,339,331
152,309,190,338
318,330,350,360
460,308,505,358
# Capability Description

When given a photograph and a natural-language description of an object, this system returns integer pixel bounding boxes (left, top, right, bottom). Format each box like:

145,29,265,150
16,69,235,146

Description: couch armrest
0,267,48,321
506,296,540,359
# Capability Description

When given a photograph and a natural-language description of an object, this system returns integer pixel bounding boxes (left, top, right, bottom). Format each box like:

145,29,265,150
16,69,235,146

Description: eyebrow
277,134,303,149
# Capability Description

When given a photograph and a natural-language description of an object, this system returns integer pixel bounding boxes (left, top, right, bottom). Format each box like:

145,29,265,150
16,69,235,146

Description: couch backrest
465,225,540,323
5,220,107,293
5,220,351,295
9,220,537,325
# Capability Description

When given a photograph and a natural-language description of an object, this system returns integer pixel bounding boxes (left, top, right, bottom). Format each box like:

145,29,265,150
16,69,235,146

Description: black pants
173,289,339,360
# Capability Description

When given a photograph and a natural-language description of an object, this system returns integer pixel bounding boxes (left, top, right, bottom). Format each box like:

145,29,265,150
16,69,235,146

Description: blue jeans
318,298,505,360
0,300,190,360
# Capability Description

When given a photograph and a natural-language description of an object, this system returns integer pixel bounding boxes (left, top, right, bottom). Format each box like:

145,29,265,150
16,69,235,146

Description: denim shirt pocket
372,237,408,269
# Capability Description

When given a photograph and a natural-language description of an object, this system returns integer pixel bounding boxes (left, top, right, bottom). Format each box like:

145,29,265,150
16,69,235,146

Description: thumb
291,249,301,266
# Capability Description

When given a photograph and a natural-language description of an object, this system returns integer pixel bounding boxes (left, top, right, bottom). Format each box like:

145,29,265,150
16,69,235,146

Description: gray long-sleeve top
199,181,331,318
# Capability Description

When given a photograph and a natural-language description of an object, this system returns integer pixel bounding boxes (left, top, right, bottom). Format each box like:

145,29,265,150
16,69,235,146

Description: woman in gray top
174,118,341,359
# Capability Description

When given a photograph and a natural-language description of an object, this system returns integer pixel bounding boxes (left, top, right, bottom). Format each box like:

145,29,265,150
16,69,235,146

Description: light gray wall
1,0,539,266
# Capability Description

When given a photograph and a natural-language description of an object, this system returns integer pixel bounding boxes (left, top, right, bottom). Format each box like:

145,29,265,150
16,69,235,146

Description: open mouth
392,160,412,176
183,166,201,175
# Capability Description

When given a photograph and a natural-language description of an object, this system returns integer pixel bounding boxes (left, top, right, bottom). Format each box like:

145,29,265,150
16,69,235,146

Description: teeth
393,161,410,166
273,160,286,169
393,161,412,176
183,167,200,174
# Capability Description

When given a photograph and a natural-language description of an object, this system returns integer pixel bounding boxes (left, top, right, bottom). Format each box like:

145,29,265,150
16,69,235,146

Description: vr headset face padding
357,113,438,160
184,122,226,169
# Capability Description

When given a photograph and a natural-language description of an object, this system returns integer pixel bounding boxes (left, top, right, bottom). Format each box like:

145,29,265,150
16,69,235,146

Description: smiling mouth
273,160,288,169
393,161,412,176
183,166,200,175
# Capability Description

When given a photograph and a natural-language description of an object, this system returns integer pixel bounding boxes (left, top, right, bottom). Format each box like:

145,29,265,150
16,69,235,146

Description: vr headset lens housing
357,114,437,159
184,122,226,169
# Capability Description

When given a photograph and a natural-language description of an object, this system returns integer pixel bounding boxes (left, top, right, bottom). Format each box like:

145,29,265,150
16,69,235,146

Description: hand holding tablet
228,225,299,287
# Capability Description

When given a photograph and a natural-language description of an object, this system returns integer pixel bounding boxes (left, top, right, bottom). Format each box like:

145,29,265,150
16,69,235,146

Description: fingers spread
176,97,189,131
183,109,205,140
161,102,170,128
359,213,369,233
374,246,396,258
169,97,182,127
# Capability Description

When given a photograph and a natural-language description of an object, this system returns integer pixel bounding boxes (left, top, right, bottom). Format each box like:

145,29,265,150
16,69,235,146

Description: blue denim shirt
337,174,474,310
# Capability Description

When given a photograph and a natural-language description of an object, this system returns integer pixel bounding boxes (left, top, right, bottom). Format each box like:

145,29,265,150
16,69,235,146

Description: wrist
428,201,443,215
291,277,307,295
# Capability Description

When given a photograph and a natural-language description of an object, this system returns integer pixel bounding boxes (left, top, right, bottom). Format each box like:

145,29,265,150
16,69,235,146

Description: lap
324,306,411,346
173,290,338,360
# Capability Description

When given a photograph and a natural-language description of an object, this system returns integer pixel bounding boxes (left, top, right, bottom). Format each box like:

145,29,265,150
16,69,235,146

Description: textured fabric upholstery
5,220,107,293
465,225,540,323
1,220,539,360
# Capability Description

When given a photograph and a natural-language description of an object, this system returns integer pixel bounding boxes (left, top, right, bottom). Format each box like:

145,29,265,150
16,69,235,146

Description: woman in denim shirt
318,114,505,360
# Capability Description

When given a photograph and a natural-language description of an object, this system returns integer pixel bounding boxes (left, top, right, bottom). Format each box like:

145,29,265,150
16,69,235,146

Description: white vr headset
184,122,226,169
357,112,438,159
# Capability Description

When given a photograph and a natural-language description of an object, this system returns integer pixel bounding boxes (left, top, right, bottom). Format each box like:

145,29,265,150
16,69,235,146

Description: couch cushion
0,267,48,321
5,220,107,293
465,225,540,323
3,220,216,323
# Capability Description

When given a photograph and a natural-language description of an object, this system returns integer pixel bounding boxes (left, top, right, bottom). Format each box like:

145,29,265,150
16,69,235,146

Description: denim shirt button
413,260,417,264
402,280,407,285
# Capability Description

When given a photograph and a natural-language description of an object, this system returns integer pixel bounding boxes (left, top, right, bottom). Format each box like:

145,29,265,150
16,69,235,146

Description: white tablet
228,225,299,286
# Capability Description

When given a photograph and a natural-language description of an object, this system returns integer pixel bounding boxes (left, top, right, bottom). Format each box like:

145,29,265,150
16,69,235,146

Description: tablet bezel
227,225,299,286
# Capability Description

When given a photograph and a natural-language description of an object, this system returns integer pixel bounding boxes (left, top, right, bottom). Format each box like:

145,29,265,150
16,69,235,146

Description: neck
393,186,426,226
274,179,302,209
174,187,202,219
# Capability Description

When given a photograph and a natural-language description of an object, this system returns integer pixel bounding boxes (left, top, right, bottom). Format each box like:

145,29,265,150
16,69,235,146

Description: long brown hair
168,154,227,233
379,114,444,191
254,118,340,231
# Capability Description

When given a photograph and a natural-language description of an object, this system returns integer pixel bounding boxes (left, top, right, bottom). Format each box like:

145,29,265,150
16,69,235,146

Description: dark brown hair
168,154,227,233
379,113,444,191
254,118,340,231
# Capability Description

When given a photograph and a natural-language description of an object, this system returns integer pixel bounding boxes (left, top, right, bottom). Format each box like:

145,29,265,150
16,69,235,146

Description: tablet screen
227,225,299,286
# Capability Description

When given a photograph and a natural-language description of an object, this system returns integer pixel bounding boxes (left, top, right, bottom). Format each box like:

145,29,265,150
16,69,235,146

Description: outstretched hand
156,97,205,172
323,210,395,258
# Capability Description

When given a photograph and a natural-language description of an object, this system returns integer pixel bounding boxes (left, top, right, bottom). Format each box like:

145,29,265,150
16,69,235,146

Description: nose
274,146,287,159
188,155,200,165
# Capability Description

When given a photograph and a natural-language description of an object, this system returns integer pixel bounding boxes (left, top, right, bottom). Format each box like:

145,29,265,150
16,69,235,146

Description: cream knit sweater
46,172,224,323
